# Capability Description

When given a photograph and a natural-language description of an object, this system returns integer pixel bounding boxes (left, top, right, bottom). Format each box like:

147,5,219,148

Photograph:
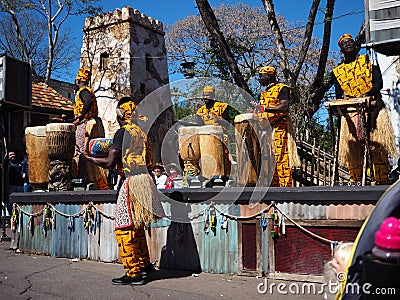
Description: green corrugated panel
197,203,239,274
51,203,88,259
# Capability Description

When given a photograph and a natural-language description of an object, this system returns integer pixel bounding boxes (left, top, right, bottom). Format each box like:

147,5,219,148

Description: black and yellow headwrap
75,67,91,82
259,66,275,75
338,33,353,47
203,86,215,93
117,96,147,123
117,97,137,123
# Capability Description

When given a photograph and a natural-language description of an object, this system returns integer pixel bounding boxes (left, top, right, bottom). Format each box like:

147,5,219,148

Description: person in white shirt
153,164,168,189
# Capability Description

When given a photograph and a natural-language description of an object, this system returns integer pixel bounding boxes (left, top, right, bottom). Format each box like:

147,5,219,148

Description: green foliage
173,102,194,120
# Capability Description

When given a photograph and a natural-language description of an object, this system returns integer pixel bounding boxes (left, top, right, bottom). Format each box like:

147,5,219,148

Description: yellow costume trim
119,101,137,123
338,33,353,46
122,123,153,174
258,83,294,187
203,86,215,93
258,83,290,124
115,225,150,277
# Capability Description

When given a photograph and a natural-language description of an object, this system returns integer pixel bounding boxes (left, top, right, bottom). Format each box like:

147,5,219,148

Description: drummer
332,34,396,184
255,66,298,187
72,67,109,190
196,86,237,177
196,86,231,128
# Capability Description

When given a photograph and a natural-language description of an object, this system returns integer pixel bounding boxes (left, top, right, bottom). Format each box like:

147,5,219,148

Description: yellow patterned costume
258,83,294,187
73,68,109,190
333,55,396,184
196,101,228,125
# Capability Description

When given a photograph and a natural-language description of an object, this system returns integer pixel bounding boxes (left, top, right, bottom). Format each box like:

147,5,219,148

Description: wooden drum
46,123,76,161
178,126,201,176
25,126,50,190
46,123,76,191
198,125,225,179
234,113,261,186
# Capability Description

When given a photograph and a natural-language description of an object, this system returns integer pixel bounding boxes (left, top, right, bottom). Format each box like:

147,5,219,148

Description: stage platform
8,185,390,279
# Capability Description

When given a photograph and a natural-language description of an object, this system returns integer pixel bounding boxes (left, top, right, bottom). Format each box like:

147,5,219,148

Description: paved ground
0,228,327,300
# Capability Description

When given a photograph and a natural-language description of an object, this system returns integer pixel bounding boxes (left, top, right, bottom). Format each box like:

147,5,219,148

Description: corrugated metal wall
196,203,239,274
16,200,365,276
87,204,119,262
278,202,326,219
19,204,52,255
51,204,87,259
18,203,119,261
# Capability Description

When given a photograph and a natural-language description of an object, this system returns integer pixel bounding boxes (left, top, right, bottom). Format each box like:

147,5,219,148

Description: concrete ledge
10,185,389,205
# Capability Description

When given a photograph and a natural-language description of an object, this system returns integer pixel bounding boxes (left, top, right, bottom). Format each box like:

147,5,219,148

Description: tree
195,0,252,100
0,0,102,83
262,0,335,124
165,2,338,137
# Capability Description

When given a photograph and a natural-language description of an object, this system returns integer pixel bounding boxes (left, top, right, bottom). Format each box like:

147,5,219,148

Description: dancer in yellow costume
84,96,162,285
332,34,397,184
257,66,299,187
73,67,109,190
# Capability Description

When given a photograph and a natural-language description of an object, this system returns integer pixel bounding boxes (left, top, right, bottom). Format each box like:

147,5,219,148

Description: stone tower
79,6,173,163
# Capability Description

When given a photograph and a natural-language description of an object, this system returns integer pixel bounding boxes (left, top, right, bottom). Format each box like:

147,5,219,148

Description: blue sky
69,0,366,79
96,0,365,47
63,1,366,123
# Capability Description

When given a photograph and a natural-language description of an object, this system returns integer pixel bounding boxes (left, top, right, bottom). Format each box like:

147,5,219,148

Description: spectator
153,164,168,189
4,151,24,216
165,163,183,189
323,242,354,300
21,151,32,192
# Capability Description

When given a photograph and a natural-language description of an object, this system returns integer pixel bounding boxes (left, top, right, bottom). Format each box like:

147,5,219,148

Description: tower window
145,54,152,71
140,83,145,94
100,52,109,70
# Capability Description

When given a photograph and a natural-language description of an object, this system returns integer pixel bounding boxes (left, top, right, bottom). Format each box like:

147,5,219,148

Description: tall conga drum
199,125,225,179
234,113,261,186
25,126,50,190
46,123,76,191
178,126,201,177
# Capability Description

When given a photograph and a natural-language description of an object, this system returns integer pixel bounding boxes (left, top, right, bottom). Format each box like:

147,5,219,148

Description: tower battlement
84,6,164,33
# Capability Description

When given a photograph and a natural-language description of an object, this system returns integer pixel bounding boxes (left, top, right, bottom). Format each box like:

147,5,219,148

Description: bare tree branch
309,0,335,111
0,0,102,83
261,0,294,85
293,0,321,80
195,0,253,99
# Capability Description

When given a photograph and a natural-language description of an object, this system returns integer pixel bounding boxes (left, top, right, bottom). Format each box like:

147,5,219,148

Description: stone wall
79,6,172,162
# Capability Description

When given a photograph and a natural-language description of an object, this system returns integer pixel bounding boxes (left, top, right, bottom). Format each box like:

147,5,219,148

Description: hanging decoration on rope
68,216,74,232
12,200,340,251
